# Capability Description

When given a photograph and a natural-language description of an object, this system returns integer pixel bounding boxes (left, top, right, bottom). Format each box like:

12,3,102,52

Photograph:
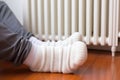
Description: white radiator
23,0,120,56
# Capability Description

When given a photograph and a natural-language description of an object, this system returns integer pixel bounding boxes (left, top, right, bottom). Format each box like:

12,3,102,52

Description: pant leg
0,1,33,39
0,23,32,65
0,1,34,65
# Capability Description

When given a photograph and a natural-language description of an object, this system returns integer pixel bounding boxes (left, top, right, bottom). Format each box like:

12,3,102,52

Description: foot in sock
23,41,87,73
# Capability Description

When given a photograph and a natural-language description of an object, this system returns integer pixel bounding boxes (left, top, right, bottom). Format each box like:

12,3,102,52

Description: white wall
0,0,23,24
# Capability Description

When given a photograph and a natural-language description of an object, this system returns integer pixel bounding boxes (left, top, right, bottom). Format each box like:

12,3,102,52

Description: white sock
23,41,87,73
29,36,43,45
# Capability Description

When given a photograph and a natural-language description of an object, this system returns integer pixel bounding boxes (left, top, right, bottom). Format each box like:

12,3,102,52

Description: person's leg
0,22,87,73
0,23,32,65
0,1,88,73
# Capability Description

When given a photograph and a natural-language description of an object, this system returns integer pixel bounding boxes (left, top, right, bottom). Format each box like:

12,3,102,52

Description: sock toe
70,41,88,71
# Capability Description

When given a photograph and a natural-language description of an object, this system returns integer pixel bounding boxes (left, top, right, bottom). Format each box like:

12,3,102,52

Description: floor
0,50,120,80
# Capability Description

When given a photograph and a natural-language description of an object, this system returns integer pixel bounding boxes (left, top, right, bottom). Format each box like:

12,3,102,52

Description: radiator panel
23,0,119,47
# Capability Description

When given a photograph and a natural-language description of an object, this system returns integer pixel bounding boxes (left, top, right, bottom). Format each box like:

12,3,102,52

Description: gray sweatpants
0,1,33,65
